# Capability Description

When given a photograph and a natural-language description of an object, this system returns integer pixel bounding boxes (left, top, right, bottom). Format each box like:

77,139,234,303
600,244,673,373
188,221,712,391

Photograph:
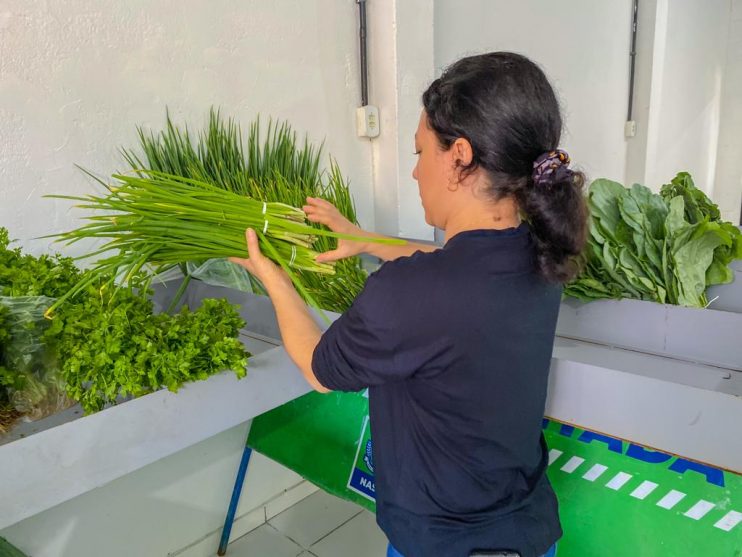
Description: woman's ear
451,137,474,167
450,137,474,183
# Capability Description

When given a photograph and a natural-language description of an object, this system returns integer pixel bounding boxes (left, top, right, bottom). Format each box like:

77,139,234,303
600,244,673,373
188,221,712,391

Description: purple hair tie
532,149,573,186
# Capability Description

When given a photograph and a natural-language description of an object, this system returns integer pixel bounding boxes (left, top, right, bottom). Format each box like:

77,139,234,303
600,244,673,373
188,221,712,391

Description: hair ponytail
515,170,588,283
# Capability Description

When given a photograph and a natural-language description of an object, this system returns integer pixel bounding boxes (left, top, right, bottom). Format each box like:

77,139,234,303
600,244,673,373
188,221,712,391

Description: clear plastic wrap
0,295,74,426
185,259,254,292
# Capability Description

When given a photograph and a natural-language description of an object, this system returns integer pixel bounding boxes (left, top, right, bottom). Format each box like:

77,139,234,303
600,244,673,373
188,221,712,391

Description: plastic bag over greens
0,295,74,428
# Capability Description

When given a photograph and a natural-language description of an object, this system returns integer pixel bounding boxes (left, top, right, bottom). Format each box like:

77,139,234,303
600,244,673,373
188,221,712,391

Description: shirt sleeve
311,262,432,392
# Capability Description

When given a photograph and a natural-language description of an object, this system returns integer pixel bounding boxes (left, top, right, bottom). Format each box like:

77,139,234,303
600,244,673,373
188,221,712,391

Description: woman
231,52,588,557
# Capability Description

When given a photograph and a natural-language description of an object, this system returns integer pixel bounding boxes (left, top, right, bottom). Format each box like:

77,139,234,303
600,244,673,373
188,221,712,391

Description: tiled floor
227,490,389,557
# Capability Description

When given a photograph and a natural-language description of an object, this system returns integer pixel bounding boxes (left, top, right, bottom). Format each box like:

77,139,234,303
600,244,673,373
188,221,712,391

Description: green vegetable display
1,296,67,419
120,110,371,312
0,226,250,424
47,171,400,318
0,227,81,298
0,229,77,429
660,172,741,287
46,280,249,414
565,173,742,307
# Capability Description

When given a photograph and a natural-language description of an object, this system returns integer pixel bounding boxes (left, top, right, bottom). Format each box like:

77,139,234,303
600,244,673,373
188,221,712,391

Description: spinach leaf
565,174,741,308
660,172,720,223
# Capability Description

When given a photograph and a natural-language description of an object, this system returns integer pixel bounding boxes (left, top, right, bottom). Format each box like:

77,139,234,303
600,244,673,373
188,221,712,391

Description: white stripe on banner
657,490,686,510
560,456,585,474
605,472,632,491
684,500,715,520
630,481,658,500
714,511,742,532
548,449,563,466
582,464,608,482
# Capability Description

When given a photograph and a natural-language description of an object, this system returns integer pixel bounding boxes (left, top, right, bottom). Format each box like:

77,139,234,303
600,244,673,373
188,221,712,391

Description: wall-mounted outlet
356,105,380,138
625,120,637,138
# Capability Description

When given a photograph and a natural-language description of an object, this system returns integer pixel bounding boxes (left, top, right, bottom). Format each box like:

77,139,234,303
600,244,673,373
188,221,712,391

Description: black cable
627,0,639,121
357,0,369,106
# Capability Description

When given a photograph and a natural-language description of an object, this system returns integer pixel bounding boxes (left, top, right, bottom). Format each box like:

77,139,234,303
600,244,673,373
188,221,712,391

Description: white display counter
1,280,740,530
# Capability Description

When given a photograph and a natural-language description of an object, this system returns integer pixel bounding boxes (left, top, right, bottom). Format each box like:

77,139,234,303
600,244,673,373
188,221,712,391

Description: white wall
714,0,742,224
368,0,435,240
434,0,633,184
642,0,730,193
0,0,374,256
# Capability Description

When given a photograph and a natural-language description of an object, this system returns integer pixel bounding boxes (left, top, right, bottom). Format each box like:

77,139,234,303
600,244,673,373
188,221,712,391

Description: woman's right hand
303,197,369,263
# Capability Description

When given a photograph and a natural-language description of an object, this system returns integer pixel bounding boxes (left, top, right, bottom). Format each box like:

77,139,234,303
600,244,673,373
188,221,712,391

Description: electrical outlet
356,105,380,138
625,120,637,138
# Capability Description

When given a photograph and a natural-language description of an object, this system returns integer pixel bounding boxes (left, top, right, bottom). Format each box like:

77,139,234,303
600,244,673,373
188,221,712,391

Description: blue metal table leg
217,445,253,556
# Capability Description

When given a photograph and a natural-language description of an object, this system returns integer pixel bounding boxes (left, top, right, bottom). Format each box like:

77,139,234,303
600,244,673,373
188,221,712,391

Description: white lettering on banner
360,477,376,493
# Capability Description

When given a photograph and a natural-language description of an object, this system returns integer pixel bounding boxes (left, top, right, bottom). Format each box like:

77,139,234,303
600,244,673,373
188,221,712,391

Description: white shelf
0,334,312,530
548,337,742,473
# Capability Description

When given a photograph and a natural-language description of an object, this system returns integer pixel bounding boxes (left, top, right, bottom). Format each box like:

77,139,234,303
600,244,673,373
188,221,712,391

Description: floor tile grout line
265,521,307,551
308,508,368,548
269,487,324,522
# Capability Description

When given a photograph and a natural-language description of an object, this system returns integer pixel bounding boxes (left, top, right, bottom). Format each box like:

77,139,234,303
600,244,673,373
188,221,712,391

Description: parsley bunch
0,228,81,298
47,278,249,414
0,227,250,422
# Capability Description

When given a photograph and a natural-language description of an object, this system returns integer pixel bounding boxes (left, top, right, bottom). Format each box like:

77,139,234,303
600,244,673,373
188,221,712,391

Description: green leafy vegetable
0,230,75,426
0,228,81,298
0,296,68,419
566,173,741,308
0,226,250,422
46,170,401,318
660,172,720,223
120,109,370,312
48,276,249,414
660,172,742,287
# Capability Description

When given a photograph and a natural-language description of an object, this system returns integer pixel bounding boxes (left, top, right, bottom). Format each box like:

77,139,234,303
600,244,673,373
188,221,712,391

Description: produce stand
2,269,740,554
0,281,326,530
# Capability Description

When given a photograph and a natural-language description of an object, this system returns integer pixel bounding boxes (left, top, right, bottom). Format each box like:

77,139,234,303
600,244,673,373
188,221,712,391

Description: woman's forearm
360,232,439,261
266,280,330,393
303,198,439,262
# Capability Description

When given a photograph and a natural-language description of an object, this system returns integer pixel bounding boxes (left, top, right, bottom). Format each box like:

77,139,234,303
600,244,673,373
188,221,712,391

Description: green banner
249,391,741,556
540,419,740,556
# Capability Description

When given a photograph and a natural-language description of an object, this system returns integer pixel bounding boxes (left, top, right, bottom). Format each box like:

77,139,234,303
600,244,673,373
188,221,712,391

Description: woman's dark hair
422,52,588,283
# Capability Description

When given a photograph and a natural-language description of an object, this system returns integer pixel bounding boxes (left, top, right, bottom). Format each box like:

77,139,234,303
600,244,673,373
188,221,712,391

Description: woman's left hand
229,229,291,293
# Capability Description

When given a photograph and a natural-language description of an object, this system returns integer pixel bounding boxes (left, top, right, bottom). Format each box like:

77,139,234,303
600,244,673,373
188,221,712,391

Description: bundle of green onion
46,171,403,316
121,110,370,313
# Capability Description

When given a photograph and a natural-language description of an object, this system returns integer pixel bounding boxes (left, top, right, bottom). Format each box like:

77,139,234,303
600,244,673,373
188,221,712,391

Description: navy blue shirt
312,225,563,557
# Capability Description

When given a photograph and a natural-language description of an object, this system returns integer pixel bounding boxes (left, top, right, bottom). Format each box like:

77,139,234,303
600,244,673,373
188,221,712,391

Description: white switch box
356,105,380,138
